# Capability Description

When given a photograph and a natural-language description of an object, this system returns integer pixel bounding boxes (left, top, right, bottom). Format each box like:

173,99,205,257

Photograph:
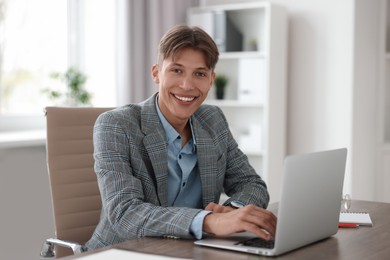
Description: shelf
242,150,264,156
204,99,264,108
193,1,271,12
219,51,267,59
188,2,287,202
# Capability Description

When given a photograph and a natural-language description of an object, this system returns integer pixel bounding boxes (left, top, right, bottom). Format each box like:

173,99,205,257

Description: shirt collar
155,94,197,149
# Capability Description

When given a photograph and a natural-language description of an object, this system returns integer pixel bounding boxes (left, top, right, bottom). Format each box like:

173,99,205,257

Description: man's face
152,48,215,126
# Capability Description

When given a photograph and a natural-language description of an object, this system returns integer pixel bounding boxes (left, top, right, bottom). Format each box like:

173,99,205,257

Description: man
85,25,276,250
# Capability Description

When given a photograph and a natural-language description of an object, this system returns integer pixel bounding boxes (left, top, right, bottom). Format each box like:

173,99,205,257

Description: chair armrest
40,238,84,258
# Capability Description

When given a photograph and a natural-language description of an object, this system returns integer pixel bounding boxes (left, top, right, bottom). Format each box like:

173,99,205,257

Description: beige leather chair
40,107,112,258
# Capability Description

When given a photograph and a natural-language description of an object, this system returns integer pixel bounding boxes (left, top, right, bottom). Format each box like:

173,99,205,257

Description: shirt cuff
190,210,212,239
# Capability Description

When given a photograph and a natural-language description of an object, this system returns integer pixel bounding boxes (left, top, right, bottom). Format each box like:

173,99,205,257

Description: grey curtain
117,0,199,105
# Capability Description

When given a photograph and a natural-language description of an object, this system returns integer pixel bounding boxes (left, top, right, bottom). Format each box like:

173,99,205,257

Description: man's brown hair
157,24,219,70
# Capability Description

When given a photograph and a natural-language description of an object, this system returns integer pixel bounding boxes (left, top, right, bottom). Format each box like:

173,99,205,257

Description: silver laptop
195,148,347,256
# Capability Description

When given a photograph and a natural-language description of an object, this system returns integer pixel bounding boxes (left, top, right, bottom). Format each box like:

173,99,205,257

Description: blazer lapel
141,94,169,206
192,117,218,207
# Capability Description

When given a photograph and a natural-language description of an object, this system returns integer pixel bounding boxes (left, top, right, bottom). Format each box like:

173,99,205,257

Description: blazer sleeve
210,106,270,208
93,109,202,242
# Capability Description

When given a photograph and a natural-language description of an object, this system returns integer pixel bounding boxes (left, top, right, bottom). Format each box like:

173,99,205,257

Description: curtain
117,0,200,105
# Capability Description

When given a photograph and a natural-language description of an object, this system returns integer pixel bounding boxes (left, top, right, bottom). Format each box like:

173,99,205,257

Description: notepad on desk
79,248,190,260
339,212,373,226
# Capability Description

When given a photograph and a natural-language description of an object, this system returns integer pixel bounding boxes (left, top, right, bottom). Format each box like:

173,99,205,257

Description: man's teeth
175,95,195,102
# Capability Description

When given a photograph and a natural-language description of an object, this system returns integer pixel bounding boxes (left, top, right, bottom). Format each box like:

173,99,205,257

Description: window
0,0,117,131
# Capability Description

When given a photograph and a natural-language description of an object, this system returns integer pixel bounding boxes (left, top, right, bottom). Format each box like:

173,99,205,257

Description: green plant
248,38,258,51
214,74,228,89
43,67,92,105
214,74,228,100
249,38,257,45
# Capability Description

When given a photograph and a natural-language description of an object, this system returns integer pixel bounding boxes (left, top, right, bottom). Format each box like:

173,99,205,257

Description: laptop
195,148,347,256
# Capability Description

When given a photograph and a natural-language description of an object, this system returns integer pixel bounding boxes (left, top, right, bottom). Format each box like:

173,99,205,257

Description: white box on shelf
239,124,262,154
187,11,214,40
238,58,266,103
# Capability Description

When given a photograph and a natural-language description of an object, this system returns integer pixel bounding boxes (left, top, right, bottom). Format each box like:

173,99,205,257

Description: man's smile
173,94,197,102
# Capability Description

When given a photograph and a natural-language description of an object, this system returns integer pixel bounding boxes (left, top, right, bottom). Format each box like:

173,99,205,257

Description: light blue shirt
155,96,210,239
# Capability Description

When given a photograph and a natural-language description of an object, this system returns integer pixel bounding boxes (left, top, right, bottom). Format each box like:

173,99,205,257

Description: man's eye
196,72,206,77
172,68,182,73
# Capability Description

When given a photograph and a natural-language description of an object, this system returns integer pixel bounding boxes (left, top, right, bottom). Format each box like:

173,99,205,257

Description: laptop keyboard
236,237,275,249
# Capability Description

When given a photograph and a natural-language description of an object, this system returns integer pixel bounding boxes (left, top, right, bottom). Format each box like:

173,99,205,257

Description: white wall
351,0,381,201
0,146,55,260
269,0,355,195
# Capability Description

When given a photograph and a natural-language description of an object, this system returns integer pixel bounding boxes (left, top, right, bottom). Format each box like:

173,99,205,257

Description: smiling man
84,25,276,251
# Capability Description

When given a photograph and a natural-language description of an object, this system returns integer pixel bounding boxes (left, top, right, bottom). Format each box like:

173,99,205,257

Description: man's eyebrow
170,62,209,71
170,62,183,67
167,63,184,69
196,67,209,71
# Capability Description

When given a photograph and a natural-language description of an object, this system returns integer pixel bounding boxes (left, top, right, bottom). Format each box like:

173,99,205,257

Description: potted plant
43,67,92,106
214,74,228,100
248,38,258,51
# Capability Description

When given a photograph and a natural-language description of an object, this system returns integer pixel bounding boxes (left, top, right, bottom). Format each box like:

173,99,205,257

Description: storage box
238,58,266,103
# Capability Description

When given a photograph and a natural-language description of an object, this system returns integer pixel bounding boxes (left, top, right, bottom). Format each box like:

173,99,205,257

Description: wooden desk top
62,200,390,259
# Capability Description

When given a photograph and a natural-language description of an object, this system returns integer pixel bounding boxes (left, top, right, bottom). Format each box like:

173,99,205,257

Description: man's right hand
204,202,235,213
202,204,277,241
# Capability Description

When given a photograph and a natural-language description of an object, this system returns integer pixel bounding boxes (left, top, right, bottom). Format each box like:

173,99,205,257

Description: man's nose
180,76,194,90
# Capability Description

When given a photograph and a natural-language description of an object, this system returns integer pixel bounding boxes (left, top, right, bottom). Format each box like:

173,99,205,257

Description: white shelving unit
187,2,287,202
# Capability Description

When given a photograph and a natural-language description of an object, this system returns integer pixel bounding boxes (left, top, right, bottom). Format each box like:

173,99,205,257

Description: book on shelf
187,9,243,52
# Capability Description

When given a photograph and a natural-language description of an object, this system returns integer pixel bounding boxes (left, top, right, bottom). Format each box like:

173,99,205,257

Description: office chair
40,106,112,258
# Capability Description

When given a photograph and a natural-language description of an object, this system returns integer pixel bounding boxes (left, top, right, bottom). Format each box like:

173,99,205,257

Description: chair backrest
45,106,112,257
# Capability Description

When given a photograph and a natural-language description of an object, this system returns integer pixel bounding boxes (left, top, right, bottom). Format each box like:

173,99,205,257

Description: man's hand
205,202,235,213
203,204,277,241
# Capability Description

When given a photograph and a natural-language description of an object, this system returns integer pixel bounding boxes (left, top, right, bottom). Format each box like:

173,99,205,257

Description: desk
61,200,390,259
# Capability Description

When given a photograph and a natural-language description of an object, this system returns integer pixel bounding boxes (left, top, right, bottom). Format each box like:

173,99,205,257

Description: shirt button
182,182,186,187
179,154,182,159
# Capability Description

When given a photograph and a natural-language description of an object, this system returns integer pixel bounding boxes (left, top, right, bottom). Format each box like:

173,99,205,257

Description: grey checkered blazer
85,93,269,249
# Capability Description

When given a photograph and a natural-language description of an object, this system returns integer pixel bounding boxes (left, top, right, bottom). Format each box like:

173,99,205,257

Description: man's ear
210,71,216,87
151,64,160,84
